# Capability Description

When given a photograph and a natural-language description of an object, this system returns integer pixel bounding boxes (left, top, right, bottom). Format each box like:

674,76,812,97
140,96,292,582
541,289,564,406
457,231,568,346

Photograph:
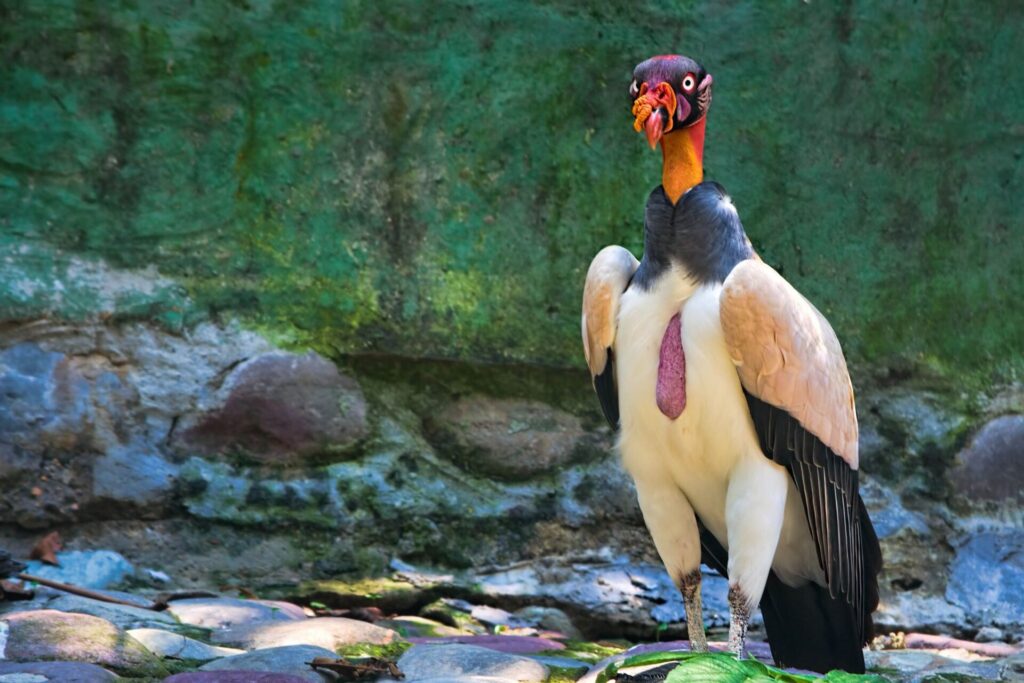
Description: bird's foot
727,584,751,658
680,568,708,653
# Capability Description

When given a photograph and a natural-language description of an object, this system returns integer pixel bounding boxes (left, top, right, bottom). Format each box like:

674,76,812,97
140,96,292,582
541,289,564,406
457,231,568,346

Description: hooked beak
644,111,665,149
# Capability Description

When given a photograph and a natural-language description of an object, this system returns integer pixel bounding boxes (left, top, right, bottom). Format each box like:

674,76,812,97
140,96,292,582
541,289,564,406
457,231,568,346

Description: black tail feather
760,572,866,673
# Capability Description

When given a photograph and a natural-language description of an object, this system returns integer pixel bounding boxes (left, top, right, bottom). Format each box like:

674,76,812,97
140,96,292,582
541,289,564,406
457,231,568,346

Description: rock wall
1,318,1022,639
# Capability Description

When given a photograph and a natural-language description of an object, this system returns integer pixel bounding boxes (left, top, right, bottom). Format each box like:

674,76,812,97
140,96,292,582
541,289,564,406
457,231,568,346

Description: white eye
682,74,696,92
629,79,639,97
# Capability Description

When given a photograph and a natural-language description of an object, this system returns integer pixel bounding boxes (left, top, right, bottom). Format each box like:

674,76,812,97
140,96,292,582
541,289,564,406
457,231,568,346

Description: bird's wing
582,245,639,428
720,258,878,641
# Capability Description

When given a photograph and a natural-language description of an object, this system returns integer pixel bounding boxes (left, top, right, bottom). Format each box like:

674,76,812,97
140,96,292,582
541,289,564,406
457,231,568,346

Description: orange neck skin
660,116,706,204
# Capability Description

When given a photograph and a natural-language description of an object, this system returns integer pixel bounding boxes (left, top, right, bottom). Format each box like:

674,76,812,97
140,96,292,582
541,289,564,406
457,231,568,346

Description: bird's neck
660,117,706,204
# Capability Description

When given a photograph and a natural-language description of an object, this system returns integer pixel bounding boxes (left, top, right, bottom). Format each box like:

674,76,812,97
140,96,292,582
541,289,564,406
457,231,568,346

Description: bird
581,54,882,674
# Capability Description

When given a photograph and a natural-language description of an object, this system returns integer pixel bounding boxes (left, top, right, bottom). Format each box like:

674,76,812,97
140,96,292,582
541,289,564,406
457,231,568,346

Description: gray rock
426,396,595,479
165,673,310,683
41,595,176,630
467,604,526,629
864,648,1003,681
399,678,516,683
0,610,165,676
0,342,146,528
210,616,400,651
1002,649,1024,682
951,415,1024,504
0,322,272,529
860,476,930,539
91,446,179,510
857,388,968,493
528,654,589,675
946,531,1024,629
375,615,468,638
874,593,968,634
166,597,307,629
181,351,368,465
397,643,548,681
198,644,338,682
0,661,119,682
476,558,740,638
975,625,1005,643
127,628,244,660
22,551,134,590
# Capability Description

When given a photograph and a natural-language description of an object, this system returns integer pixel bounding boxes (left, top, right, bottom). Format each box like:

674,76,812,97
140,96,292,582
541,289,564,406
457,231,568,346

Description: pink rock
407,634,565,654
166,674,310,683
0,661,118,683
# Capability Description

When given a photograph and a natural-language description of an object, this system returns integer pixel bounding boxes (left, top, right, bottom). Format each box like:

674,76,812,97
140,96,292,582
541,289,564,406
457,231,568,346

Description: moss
297,577,430,613
2,2,1021,381
547,665,588,682
334,640,412,660
418,599,488,634
544,639,628,662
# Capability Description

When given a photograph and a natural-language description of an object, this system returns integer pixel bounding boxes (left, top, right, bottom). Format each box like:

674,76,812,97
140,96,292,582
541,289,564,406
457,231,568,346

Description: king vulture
581,55,882,673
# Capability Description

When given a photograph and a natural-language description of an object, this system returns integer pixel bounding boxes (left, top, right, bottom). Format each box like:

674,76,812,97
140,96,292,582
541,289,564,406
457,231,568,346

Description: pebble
400,678,518,683
377,615,468,637
166,597,307,629
127,628,244,660
21,552,133,590
405,634,564,655
1,573,1020,683
0,610,164,677
198,644,338,682
0,661,118,683
44,595,176,630
165,673,310,683
398,643,549,681
514,606,583,639
210,616,400,651
865,648,1004,681
528,654,590,674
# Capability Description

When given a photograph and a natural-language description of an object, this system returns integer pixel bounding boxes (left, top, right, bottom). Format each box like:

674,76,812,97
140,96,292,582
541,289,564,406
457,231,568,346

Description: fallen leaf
29,531,62,566
308,656,404,680
0,579,34,601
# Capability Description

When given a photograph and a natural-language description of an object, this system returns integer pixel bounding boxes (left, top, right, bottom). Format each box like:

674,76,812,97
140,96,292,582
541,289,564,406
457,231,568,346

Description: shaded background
1,0,1023,645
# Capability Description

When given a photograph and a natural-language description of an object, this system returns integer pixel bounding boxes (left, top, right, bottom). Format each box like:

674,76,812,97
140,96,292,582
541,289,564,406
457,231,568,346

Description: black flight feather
742,389,882,672
592,352,620,429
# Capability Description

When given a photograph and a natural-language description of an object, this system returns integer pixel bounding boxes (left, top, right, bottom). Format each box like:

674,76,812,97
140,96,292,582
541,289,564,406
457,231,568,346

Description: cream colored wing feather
582,245,639,427
720,259,858,469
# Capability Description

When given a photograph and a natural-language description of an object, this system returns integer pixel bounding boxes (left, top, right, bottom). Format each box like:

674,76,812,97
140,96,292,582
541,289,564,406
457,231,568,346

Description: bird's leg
630,475,704,653
680,568,708,652
728,584,752,657
723,457,788,659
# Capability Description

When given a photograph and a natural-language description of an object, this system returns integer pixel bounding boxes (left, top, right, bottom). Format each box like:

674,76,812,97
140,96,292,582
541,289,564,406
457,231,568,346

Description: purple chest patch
656,313,686,419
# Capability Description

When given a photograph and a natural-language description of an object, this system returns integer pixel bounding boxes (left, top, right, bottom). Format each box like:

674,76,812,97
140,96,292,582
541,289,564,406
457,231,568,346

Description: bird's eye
682,74,696,92
629,79,640,97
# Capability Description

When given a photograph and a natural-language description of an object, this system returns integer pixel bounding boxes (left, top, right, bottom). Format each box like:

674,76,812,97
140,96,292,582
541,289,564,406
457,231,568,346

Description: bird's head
630,55,713,149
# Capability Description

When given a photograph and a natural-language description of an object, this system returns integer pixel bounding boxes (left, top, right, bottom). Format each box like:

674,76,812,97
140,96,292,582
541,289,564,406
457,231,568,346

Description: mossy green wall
2,1,1022,376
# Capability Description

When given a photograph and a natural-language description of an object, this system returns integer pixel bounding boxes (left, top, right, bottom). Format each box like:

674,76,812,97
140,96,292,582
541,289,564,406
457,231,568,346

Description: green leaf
664,653,752,683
